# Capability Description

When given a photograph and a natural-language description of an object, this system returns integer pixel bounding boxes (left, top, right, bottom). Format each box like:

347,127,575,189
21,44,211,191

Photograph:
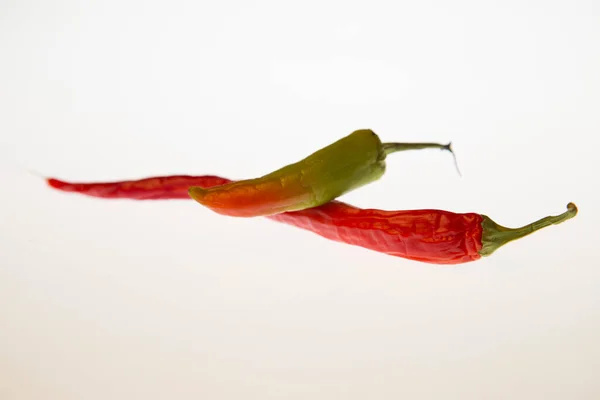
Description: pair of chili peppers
46,129,577,264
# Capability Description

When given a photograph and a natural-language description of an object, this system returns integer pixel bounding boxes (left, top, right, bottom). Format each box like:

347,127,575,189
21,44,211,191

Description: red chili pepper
46,175,577,264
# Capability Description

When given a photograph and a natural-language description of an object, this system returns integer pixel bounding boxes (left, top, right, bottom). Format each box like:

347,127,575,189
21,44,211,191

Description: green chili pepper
188,129,456,217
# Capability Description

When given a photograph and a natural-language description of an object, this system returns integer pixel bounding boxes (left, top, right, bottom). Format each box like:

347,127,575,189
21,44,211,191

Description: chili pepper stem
382,141,451,154
381,142,461,176
479,202,578,257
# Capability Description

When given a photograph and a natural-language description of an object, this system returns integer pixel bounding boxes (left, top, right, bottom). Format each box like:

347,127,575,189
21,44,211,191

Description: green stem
382,142,461,176
479,202,578,257
382,141,451,154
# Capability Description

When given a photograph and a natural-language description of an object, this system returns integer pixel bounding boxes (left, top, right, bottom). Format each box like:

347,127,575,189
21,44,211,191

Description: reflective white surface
1,0,599,399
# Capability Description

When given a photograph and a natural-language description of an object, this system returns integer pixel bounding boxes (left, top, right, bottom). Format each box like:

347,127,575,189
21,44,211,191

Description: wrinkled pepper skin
270,202,484,264
187,130,452,218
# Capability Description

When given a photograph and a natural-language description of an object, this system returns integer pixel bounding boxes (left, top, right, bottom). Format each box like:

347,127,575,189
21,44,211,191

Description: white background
1,0,599,399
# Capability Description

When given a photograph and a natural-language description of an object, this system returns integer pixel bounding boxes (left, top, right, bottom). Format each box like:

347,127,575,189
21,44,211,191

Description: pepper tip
188,186,207,202
47,178,64,189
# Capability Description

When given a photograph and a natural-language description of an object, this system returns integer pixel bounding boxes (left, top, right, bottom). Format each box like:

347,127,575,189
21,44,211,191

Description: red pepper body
270,203,483,264
46,175,483,264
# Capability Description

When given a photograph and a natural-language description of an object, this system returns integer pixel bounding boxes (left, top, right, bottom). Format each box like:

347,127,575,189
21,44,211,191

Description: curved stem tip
382,141,461,176
479,202,578,257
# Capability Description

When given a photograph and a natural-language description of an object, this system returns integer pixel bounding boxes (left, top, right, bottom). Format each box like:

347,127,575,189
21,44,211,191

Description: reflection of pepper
46,175,577,264
187,129,455,217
